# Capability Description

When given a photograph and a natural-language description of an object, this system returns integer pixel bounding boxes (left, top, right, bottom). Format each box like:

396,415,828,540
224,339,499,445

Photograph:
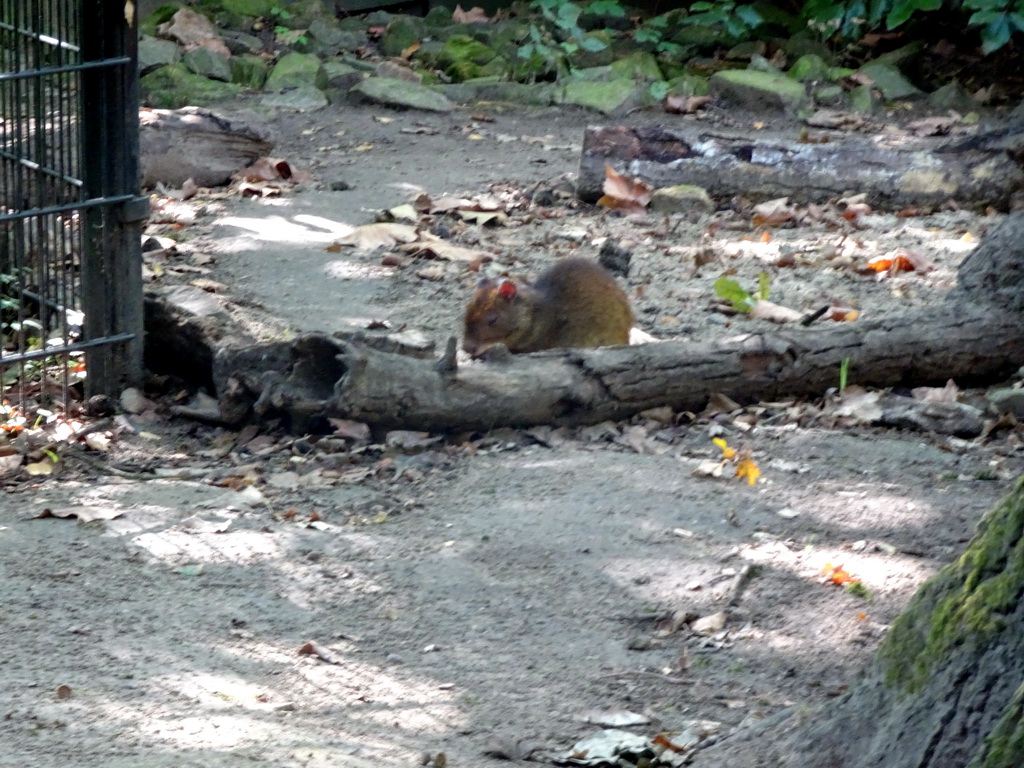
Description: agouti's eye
487,315,499,326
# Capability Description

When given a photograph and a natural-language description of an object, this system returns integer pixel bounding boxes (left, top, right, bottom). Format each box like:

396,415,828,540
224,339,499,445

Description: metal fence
0,0,144,420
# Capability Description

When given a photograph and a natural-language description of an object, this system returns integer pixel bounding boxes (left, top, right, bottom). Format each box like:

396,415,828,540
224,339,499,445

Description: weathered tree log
576,124,1024,209
212,213,1024,433
140,106,274,187
689,473,1024,768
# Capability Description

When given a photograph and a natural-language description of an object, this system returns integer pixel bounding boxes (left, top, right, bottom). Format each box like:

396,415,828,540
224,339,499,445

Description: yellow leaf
712,437,735,459
736,458,760,485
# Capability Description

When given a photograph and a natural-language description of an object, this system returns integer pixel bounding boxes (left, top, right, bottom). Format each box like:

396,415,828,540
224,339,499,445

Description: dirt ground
3,96,1024,768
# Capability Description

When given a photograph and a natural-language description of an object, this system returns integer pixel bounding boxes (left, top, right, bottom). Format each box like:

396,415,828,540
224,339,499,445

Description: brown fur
462,258,634,356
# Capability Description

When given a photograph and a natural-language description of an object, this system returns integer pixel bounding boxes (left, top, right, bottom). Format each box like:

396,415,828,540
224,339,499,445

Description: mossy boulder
140,63,242,108
381,16,427,58
183,46,232,82
610,50,663,82
437,35,499,80
788,53,830,82
264,52,327,92
230,54,269,89
709,69,810,112
221,0,273,15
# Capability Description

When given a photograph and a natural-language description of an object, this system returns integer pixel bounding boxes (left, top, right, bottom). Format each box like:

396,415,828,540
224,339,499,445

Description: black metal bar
0,194,137,223
0,331,134,364
78,0,143,395
0,56,130,81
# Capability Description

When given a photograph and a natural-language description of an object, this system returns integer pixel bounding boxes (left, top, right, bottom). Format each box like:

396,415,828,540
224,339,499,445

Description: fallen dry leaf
330,222,419,252
598,163,652,214
749,299,804,323
399,240,492,263
752,197,796,227
912,379,959,403
663,94,712,114
452,4,489,22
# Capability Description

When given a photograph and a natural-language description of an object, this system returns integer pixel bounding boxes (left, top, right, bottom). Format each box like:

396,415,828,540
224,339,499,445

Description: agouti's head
462,276,528,357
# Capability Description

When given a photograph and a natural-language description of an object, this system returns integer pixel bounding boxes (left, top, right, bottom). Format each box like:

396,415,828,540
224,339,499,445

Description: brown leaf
906,115,958,137
752,197,796,227
297,640,340,664
328,418,371,442
599,164,652,212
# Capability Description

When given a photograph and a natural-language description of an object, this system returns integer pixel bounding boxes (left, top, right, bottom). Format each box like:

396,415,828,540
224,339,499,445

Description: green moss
967,681,1024,767
879,475,1024,692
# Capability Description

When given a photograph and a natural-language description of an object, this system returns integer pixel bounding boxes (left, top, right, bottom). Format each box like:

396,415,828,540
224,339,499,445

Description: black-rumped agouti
462,257,633,356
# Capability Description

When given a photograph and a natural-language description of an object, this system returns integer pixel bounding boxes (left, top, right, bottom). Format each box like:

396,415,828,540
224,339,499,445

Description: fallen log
140,106,274,188
576,124,1024,209
212,213,1024,433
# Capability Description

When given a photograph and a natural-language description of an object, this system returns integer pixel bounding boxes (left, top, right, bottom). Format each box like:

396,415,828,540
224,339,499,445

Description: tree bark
212,213,1024,433
575,124,1024,209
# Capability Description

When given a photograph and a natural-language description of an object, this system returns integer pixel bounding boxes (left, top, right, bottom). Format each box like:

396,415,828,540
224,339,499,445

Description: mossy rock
140,3,183,36
140,63,243,109
437,35,498,80
230,54,269,89
610,50,663,82
265,52,327,92
221,0,273,15
788,53,830,82
381,16,427,58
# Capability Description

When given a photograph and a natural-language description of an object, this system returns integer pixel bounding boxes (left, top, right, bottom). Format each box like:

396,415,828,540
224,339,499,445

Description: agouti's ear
497,279,517,299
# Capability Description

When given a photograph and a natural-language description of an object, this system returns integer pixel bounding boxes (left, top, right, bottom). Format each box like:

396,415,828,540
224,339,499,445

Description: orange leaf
821,562,859,585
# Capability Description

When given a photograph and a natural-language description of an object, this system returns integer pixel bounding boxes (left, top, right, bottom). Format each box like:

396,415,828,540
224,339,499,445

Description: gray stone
183,46,232,82
649,185,714,215
849,83,876,113
350,77,454,112
709,69,810,112
221,31,264,55
261,85,329,111
857,61,922,100
929,81,978,113
323,60,364,90
813,84,844,106
138,36,180,75
264,52,327,92
988,388,1024,418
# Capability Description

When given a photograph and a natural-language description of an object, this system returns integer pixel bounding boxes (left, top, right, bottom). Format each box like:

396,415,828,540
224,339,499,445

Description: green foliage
713,272,770,312
839,356,850,391
963,0,1024,54
801,0,1024,54
635,14,685,57
515,0,614,80
682,0,766,39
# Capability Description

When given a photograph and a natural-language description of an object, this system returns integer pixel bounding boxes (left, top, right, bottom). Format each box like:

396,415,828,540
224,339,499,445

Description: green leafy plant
963,0,1024,53
802,0,1023,54
713,272,771,312
681,0,765,39
516,0,612,80
839,356,850,391
635,14,685,57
